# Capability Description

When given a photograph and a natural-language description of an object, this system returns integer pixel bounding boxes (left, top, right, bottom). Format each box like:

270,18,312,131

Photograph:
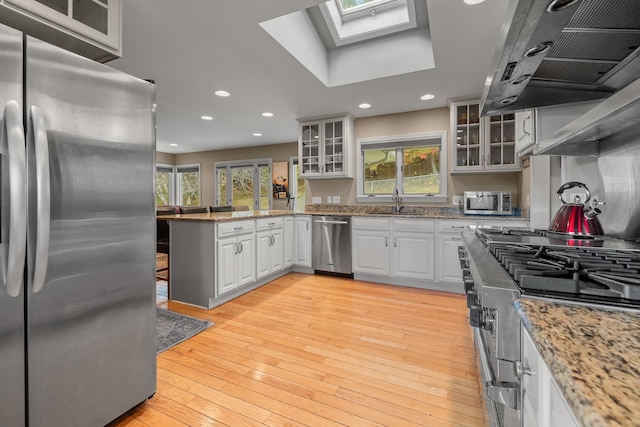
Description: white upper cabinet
298,114,355,179
1,0,121,62
515,110,535,155
450,100,521,173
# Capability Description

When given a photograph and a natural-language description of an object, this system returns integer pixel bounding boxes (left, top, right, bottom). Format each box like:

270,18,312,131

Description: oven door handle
474,328,520,419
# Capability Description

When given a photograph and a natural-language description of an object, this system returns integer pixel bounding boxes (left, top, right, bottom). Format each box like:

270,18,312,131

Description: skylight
338,0,389,14
320,0,415,47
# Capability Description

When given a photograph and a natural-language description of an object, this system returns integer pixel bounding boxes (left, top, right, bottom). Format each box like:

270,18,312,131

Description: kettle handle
557,181,591,204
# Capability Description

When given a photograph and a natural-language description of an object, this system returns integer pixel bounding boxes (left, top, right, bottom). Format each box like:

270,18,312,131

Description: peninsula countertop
515,298,640,427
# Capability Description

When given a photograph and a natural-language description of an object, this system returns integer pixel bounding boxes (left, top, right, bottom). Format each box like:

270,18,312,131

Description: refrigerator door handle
4,101,27,298
30,106,51,294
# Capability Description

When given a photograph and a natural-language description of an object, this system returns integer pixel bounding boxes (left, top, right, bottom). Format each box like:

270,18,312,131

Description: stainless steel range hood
480,0,640,117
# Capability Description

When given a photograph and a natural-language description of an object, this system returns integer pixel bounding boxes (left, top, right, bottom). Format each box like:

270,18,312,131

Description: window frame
356,131,448,203
176,163,201,207
289,156,306,212
214,158,273,210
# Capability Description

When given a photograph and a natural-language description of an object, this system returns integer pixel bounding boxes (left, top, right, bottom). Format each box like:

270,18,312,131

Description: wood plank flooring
109,273,485,427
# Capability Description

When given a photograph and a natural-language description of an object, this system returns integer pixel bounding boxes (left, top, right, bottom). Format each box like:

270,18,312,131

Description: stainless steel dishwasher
312,216,352,276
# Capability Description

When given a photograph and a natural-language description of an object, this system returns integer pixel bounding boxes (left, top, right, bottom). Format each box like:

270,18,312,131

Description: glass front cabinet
1,0,122,61
298,114,355,179
450,100,520,173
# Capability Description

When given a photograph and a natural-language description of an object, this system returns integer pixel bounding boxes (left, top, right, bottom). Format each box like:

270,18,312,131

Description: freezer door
0,23,26,427
25,36,156,426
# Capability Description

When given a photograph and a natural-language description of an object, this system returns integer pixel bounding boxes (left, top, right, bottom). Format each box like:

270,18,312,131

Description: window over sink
356,131,447,203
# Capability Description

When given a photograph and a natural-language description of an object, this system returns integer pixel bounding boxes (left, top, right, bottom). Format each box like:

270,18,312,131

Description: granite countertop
162,210,294,222
515,298,640,427
162,207,528,222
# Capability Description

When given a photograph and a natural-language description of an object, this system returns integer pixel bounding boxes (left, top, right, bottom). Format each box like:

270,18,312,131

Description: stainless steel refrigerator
0,22,156,426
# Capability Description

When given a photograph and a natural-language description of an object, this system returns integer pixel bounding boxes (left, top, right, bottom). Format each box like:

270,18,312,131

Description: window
338,0,394,14
155,164,174,206
290,157,306,211
215,159,272,210
176,164,201,206
320,0,415,47
357,132,447,202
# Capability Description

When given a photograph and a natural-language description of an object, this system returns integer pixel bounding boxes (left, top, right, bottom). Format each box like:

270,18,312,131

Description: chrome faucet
392,187,403,213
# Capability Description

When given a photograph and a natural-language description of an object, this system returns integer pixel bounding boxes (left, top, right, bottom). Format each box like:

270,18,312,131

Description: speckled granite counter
162,210,294,222
162,207,528,222
515,298,640,427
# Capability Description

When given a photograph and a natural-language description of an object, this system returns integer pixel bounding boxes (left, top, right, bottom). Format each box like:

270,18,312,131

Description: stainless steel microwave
463,191,512,215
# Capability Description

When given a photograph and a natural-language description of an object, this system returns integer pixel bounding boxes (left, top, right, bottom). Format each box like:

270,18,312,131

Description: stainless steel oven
460,225,640,427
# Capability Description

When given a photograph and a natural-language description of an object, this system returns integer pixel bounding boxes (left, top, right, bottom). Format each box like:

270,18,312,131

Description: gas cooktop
476,227,640,308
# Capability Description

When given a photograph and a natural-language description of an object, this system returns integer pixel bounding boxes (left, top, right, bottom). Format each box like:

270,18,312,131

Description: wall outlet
333,195,340,204
326,196,333,204
452,195,463,206
312,196,322,204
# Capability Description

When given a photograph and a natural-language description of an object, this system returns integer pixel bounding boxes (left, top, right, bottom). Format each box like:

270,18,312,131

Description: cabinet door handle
450,237,462,241
385,237,388,247
238,242,243,254
394,238,397,247
523,116,531,137
234,242,239,254
306,222,309,230
234,226,243,231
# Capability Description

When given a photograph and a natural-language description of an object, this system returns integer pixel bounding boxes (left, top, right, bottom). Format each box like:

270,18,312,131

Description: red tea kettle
548,182,604,236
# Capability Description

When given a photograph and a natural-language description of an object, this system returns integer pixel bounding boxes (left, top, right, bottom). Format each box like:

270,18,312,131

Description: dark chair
179,206,208,214
210,205,233,212
156,206,178,282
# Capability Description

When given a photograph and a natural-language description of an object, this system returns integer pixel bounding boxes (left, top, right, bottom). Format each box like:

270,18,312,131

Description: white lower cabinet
352,220,390,275
294,215,312,267
283,216,294,268
216,220,256,297
522,326,580,427
352,218,434,282
392,220,434,280
436,221,470,286
256,218,284,279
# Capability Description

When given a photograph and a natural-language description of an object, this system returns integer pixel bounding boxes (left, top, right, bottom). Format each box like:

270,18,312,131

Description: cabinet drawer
217,220,255,237
436,221,471,233
256,217,283,231
392,219,434,233
352,217,388,230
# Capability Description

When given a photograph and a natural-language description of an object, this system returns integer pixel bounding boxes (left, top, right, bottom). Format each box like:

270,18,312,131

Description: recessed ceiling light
253,133,262,136
214,90,230,97
262,112,274,117
420,94,435,100
169,144,178,147
200,115,213,120
359,103,371,109
464,0,485,4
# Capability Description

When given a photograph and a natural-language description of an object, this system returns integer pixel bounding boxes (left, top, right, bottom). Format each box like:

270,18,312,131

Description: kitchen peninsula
165,210,297,309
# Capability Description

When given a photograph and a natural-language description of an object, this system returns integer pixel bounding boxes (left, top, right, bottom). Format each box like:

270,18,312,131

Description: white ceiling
110,0,510,154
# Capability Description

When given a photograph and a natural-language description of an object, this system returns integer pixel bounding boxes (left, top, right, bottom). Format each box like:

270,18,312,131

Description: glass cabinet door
300,123,320,175
487,113,516,167
455,103,482,168
322,119,344,174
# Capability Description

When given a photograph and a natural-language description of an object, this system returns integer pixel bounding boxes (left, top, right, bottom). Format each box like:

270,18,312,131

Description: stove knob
469,305,485,328
466,290,477,308
463,273,475,293
459,257,469,269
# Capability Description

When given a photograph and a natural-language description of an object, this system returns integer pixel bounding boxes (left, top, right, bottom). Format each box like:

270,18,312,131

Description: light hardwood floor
110,273,485,427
